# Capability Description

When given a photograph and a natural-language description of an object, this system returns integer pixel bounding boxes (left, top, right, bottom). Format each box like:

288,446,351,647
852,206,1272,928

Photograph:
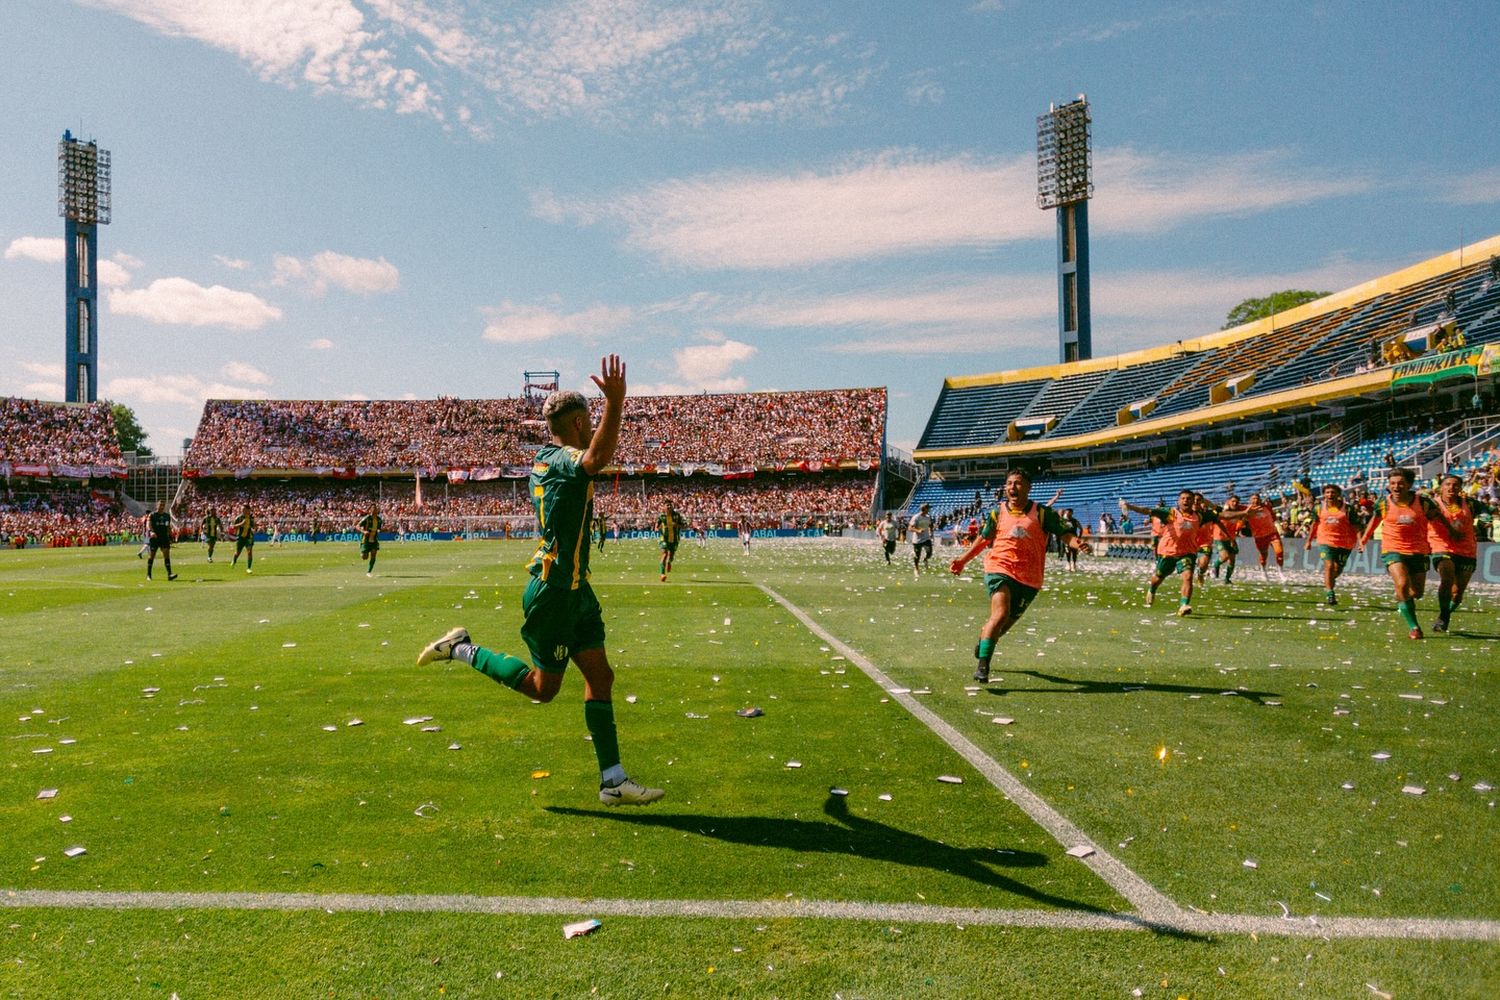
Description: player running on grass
230,504,255,573
417,355,663,806
1243,492,1286,580
909,502,934,576
1304,484,1359,606
1427,473,1494,632
1124,491,1248,616
949,468,1090,684
657,502,684,582
201,507,222,563
1357,467,1451,639
1209,495,1244,583
356,505,382,576
144,501,178,581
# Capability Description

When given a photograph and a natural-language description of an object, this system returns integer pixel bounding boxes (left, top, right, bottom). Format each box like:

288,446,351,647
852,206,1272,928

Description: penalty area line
757,583,1180,923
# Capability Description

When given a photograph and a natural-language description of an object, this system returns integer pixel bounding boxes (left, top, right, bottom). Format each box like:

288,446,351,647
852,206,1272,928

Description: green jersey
202,513,222,540
358,513,382,541
658,510,683,545
528,444,594,590
231,513,255,540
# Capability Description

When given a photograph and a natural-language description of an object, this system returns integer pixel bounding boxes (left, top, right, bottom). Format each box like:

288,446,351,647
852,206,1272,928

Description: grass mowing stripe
6,889,1499,942
758,582,1183,922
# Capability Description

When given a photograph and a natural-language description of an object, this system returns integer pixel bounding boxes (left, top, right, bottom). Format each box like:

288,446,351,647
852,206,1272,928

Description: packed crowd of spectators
177,472,877,535
0,398,123,468
184,389,885,470
2,485,131,548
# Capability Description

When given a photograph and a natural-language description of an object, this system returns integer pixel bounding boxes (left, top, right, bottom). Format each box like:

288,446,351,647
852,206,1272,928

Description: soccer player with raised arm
1124,491,1248,616
144,501,178,581
950,468,1090,683
416,355,663,806
230,504,255,573
1427,472,1493,632
657,502,684,581
1304,484,1359,606
356,505,382,576
1357,467,1450,639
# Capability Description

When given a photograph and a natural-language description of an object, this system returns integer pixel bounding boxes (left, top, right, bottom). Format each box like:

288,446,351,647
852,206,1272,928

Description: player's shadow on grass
550,794,1105,914
987,670,1279,705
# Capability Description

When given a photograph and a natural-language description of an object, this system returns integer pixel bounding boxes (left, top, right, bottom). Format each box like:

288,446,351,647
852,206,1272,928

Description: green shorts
1319,545,1351,568
660,540,679,554
984,573,1039,617
1380,552,1430,573
1431,553,1477,574
519,576,606,674
1154,554,1195,578
361,540,380,554
1212,539,1238,556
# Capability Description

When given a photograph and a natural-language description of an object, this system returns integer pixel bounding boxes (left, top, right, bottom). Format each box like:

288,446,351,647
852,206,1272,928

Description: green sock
1326,589,1335,601
1437,593,1452,619
584,700,621,774
1179,596,1190,607
472,647,532,690
367,555,376,572
1396,600,1418,630
1224,563,1234,583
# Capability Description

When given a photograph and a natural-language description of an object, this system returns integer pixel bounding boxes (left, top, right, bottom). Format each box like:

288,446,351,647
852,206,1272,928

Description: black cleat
167,573,178,581
1432,618,1448,633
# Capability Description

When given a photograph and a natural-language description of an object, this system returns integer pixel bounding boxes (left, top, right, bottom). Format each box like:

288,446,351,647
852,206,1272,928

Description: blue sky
2,1,1497,455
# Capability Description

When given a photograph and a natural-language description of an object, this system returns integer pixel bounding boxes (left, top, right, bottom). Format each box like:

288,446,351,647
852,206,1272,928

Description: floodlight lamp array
1036,99,1093,210
58,138,112,224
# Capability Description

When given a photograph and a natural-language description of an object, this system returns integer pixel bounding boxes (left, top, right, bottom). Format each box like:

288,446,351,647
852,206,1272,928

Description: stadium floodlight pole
1037,96,1093,364
59,130,112,404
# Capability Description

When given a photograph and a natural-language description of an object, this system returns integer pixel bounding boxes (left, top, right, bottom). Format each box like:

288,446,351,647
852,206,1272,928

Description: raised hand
591,354,627,407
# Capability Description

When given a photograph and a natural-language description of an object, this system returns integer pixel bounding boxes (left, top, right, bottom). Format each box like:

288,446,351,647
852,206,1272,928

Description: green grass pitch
2,538,1497,998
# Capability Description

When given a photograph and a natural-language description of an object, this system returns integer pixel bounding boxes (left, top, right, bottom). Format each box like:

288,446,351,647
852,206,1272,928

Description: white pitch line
4,889,1498,942
759,583,1182,922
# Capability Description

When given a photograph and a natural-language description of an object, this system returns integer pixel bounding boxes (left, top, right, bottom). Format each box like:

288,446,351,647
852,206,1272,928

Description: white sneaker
599,777,665,806
1177,604,1193,616
417,626,470,666
1275,567,1285,582
1144,590,1155,607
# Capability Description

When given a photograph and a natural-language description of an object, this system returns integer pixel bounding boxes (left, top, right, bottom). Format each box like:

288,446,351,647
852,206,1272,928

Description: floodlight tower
58,130,111,403
1037,96,1093,363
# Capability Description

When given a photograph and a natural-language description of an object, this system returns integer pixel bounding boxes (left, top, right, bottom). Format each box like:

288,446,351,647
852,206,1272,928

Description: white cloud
4,236,64,263
307,337,336,350
735,276,1055,333
1434,167,1500,205
80,0,443,118
9,361,65,401
108,277,282,329
220,361,272,386
540,147,1369,271
481,301,633,344
634,334,757,394
273,251,399,295
103,372,272,407
113,252,144,270
80,1,869,132
903,71,944,106
215,254,251,270
98,258,133,287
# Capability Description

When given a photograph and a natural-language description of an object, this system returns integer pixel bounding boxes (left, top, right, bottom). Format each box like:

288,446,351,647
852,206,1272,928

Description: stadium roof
914,234,1500,462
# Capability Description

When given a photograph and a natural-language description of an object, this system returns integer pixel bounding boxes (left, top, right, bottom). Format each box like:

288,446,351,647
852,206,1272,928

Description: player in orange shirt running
1303,484,1360,606
1209,494,1244,584
1124,491,1248,616
1357,467,1451,639
1243,492,1286,580
1427,473,1494,632
949,469,1089,683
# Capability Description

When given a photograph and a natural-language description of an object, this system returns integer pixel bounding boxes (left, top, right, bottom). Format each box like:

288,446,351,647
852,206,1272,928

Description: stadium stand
0,398,125,472
186,389,884,471
915,244,1500,456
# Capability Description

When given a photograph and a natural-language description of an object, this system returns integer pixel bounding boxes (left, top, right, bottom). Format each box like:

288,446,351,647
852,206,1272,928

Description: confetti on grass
1065,844,1095,859
563,919,601,939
